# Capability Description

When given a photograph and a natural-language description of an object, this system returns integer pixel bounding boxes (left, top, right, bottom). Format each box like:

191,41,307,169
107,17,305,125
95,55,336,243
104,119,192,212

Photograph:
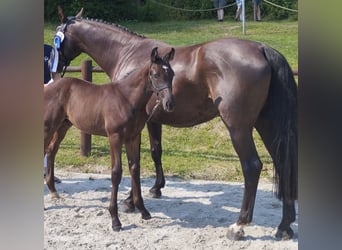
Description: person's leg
235,7,242,21
44,154,47,176
219,8,224,21
213,0,220,21
253,3,257,21
257,5,261,21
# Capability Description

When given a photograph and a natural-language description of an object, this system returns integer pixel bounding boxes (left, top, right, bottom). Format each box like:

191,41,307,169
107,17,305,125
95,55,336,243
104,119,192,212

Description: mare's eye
154,73,160,78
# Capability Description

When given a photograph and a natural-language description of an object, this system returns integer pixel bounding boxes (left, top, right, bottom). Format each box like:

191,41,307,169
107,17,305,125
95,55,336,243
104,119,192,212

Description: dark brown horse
51,9,297,240
44,47,175,231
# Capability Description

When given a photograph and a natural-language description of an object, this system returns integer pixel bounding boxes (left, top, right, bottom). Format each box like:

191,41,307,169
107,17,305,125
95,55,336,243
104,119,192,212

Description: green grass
44,19,297,182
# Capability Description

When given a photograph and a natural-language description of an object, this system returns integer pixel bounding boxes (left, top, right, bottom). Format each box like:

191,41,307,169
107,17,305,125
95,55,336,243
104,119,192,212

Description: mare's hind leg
225,126,263,240
147,121,165,198
275,199,296,240
45,120,72,198
255,119,296,240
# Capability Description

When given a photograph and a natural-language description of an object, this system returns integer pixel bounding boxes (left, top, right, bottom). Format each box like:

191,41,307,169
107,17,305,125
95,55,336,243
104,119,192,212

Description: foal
44,47,175,231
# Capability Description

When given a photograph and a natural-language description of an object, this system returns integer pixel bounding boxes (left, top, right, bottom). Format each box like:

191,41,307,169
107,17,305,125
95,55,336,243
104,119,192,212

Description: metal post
80,60,92,156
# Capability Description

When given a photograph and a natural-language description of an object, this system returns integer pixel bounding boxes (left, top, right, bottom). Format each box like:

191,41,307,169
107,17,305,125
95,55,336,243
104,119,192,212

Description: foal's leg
107,133,124,231
121,121,164,212
124,134,151,220
45,120,72,198
147,121,165,198
225,126,263,240
121,122,165,212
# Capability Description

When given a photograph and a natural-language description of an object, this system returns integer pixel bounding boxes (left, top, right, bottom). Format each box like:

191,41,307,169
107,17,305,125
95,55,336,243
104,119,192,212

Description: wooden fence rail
67,59,298,156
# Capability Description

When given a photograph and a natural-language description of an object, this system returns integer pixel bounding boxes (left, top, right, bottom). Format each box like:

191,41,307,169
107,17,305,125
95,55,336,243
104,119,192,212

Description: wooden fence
66,59,298,156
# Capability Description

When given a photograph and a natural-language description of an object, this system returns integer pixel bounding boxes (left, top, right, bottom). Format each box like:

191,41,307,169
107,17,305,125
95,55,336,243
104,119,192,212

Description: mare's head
51,8,84,73
149,47,175,112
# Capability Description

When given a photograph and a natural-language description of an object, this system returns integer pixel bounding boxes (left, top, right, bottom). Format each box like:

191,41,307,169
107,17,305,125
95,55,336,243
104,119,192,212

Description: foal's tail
262,45,298,201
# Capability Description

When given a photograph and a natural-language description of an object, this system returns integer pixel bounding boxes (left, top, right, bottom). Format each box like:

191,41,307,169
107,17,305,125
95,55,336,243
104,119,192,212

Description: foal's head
149,47,175,112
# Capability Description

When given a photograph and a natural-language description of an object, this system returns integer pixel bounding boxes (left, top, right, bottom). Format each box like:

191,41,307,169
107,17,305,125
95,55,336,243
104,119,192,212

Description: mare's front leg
45,120,72,198
147,121,165,198
125,133,151,220
225,126,263,240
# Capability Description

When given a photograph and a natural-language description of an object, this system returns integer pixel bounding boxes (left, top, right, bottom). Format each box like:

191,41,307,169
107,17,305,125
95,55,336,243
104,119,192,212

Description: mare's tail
262,45,298,201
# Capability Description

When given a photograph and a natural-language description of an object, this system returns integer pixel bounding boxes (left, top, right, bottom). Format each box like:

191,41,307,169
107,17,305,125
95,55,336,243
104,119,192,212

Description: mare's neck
70,19,145,80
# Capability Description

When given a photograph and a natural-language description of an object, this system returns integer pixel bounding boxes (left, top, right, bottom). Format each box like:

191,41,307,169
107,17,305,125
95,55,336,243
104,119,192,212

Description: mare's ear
75,8,84,19
151,47,159,63
164,48,175,62
57,5,66,23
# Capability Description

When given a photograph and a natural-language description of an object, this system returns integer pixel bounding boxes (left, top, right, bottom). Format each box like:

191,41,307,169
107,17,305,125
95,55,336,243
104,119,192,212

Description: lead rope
146,99,161,123
61,64,68,77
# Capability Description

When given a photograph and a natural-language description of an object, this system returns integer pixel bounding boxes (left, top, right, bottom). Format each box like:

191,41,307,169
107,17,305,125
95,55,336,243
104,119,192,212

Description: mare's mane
80,17,146,39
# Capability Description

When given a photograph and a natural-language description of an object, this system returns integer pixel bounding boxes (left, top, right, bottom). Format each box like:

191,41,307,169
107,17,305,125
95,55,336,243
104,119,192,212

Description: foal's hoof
275,227,294,240
149,187,162,198
50,192,60,199
226,223,245,240
118,199,135,213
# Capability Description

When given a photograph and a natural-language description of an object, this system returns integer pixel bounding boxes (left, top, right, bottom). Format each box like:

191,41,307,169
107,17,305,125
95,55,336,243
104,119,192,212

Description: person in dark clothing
44,44,54,84
212,0,227,21
44,44,61,183
252,0,262,21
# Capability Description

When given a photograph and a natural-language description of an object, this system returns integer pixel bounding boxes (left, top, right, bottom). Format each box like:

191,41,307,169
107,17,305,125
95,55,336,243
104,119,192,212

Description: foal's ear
163,48,175,62
151,47,159,63
75,8,84,19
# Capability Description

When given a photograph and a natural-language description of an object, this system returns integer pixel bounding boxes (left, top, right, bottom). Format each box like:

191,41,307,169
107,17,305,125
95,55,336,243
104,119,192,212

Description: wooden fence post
80,60,92,156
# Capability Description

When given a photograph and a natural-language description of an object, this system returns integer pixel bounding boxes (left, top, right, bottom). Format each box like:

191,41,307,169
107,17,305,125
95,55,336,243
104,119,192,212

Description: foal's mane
80,17,146,39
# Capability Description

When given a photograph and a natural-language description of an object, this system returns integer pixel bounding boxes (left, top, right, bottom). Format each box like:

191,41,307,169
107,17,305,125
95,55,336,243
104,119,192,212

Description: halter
146,62,173,122
148,63,173,94
51,16,76,77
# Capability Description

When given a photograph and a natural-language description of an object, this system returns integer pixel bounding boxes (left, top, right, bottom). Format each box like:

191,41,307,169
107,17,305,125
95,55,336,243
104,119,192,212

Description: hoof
112,225,122,232
149,188,162,198
275,227,294,240
141,210,152,220
118,199,135,213
226,223,245,240
50,192,60,199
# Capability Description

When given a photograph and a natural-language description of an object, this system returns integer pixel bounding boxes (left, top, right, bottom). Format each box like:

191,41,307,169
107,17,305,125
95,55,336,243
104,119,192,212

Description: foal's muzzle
162,95,175,112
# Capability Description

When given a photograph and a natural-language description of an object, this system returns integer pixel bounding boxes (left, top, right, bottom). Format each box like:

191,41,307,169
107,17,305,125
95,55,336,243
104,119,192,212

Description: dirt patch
44,170,298,249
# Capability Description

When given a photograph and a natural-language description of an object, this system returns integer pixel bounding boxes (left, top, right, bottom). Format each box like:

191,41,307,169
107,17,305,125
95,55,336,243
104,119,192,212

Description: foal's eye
153,73,160,78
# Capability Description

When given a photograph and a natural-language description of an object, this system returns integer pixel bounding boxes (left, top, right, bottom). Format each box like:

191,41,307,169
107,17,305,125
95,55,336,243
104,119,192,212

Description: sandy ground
44,170,298,249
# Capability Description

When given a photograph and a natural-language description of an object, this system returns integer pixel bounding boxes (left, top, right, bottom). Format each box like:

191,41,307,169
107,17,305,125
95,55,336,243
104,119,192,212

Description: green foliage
261,0,298,21
44,0,140,23
155,0,213,20
139,0,165,22
44,0,297,22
